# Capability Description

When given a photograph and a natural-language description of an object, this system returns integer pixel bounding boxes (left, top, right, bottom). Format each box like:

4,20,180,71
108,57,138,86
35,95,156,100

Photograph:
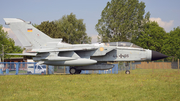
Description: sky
0,0,180,46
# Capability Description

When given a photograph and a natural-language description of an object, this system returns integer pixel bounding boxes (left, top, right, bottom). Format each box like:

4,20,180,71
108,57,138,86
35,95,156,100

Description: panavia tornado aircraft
3,18,168,74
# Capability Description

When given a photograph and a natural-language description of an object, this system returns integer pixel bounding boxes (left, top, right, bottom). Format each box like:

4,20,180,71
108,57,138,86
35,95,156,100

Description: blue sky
0,0,180,45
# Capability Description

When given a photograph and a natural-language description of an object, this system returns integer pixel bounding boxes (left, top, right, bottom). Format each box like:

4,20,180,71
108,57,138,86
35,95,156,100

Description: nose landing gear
125,62,130,74
125,70,130,74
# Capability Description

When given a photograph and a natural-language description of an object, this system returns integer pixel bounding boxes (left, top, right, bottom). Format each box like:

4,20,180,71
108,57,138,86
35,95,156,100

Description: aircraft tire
69,67,77,74
125,70,130,74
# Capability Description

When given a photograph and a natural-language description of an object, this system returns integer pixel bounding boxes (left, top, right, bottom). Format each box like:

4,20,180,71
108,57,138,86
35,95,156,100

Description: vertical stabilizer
3,18,56,48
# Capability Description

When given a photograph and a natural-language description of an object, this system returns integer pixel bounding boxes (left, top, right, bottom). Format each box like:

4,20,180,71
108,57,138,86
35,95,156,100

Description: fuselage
31,42,153,66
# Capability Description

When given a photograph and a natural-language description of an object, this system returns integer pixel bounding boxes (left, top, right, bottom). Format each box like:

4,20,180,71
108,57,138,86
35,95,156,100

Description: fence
0,62,54,75
136,62,171,69
135,61,179,69
0,62,119,75
117,59,180,74
0,60,179,75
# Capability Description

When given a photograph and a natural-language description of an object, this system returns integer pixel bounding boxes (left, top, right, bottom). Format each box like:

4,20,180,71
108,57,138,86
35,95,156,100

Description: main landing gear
69,67,81,74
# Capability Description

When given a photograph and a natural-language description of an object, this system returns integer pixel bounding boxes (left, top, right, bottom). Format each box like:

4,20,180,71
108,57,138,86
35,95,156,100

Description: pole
64,66,65,74
15,63,19,75
2,44,4,62
152,61,154,73
46,65,48,75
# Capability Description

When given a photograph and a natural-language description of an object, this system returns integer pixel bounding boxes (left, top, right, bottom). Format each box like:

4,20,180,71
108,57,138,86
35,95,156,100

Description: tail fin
3,18,62,48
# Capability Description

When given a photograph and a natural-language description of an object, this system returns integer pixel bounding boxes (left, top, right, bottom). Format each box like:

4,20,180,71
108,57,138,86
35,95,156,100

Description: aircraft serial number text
113,54,129,58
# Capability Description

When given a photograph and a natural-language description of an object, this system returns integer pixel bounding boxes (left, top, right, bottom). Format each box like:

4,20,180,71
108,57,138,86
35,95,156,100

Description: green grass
0,69,180,101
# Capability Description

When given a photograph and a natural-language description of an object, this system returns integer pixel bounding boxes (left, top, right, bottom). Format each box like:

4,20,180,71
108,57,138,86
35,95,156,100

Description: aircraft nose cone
151,50,168,61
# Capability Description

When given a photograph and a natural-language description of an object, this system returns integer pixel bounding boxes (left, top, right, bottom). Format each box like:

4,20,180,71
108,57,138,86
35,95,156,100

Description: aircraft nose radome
151,50,168,61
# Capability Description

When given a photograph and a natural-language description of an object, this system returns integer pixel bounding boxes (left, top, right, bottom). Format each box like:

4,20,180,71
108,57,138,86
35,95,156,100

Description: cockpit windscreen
105,42,142,48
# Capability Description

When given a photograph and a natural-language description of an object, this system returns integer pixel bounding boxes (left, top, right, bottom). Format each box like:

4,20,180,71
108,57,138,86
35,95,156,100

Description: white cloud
149,17,174,32
2,27,22,46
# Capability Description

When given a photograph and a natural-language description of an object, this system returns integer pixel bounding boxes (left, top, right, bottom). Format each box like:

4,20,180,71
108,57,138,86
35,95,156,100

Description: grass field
0,69,180,101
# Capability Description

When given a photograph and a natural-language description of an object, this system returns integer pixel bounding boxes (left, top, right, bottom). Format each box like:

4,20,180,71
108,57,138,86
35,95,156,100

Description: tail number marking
113,54,129,58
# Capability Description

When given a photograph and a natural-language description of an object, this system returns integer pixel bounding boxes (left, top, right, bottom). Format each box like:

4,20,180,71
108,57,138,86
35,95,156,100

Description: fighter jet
3,18,168,74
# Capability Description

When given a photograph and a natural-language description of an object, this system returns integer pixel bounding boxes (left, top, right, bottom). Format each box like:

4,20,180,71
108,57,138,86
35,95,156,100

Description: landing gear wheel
69,68,76,74
125,70,130,74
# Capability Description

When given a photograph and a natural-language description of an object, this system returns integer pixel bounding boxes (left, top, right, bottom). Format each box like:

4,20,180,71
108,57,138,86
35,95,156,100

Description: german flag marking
27,29,32,32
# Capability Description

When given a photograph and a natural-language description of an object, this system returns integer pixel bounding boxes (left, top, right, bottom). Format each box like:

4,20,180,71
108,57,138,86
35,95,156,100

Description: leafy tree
96,0,150,42
13,46,23,53
131,21,167,53
36,21,57,38
162,26,180,60
36,13,91,44
0,25,23,59
32,23,39,28
55,13,91,44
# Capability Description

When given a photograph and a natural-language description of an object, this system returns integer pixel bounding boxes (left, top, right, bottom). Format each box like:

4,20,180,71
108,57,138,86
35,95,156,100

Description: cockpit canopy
104,42,142,48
